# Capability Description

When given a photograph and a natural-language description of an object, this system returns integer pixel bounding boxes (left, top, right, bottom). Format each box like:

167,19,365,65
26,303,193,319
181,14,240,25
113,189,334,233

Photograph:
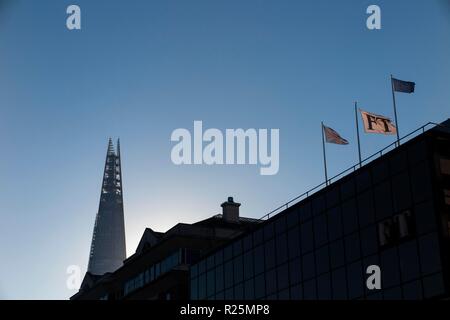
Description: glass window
287,226,301,259
198,260,206,274
392,172,412,212
327,207,343,241
407,140,427,165
243,251,254,280
326,186,340,208
402,280,423,300
191,264,198,279
330,239,345,269
419,233,442,275
314,214,328,247
301,221,314,254
317,273,331,300
207,269,215,298
410,162,432,203
423,273,445,299
312,195,326,216
316,245,330,275
243,234,253,252
224,245,233,262
225,287,234,299
332,267,347,299
345,233,361,263
299,202,312,222
190,277,198,300
254,273,266,299
383,287,402,300
233,255,243,283
374,180,393,220
390,150,407,175
277,263,289,291
207,255,215,271
381,247,400,288
234,283,244,300
275,216,287,235
360,225,378,257
347,261,363,299
215,291,224,300
198,273,206,299
254,245,265,275
289,257,301,285
224,261,233,289
265,269,277,295
215,265,224,292
215,250,223,266
286,208,299,229
399,240,420,282
341,177,355,200
302,252,316,280
264,239,276,270
264,222,275,240
244,279,254,300
278,288,290,300
357,189,375,228
290,284,303,300
440,157,450,175
414,201,436,235
303,279,317,300
356,170,371,193
342,199,358,235
372,159,389,184
233,240,243,257
253,228,263,246
276,233,288,265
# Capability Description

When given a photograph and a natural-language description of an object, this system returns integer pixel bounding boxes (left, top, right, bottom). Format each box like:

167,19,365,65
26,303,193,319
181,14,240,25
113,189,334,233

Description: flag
392,78,415,93
359,109,397,135
323,124,349,145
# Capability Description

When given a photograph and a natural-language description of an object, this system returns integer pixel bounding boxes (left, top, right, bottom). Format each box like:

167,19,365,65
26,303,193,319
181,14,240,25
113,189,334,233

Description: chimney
221,197,241,223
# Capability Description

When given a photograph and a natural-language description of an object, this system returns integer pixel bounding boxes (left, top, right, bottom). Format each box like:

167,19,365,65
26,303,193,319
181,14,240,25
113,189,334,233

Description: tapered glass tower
87,138,126,275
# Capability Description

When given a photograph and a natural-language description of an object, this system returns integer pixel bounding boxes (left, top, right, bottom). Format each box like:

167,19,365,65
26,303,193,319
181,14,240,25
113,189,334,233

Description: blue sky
0,0,449,299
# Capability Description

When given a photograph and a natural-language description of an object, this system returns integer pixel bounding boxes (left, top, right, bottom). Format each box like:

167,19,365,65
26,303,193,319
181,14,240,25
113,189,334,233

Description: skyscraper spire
87,138,126,275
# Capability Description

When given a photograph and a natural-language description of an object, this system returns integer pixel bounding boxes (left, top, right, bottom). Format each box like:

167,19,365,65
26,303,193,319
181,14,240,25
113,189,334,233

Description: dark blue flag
392,78,415,93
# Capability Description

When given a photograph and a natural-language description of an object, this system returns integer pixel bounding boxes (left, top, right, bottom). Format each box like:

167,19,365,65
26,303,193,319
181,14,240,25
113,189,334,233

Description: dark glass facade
190,126,450,300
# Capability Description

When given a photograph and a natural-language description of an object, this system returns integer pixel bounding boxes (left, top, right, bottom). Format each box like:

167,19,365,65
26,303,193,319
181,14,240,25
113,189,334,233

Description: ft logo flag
359,109,397,135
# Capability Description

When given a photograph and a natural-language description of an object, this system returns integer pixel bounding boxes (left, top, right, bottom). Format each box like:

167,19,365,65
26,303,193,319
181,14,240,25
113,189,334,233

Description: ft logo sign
66,4,81,30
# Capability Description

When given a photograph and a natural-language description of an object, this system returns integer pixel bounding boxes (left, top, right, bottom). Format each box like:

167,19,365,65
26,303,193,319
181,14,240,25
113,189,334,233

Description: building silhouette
73,120,450,300
87,138,126,276
72,197,260,300
190,120,450,300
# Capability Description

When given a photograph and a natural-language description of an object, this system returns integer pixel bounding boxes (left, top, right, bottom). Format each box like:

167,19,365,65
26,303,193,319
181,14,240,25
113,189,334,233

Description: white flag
359,109,397,135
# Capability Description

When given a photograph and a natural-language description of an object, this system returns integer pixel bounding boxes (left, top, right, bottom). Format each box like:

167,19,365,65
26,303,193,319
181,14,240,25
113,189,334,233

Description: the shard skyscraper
87,138,126,275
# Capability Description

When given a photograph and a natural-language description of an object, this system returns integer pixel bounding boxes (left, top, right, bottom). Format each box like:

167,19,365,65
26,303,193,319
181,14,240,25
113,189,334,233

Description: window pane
317,273,331,300
277,263,289,291
299,202,312,222
207,269,215,298
302,252,316,280
303,279,317,300
360,225,378,257
357,189,375,228
288,226,301,259
286,209,299,228
347,261,363,299
403,280,423,300
410,162,432,203
356,170,371,193
243,251,254,280
254,274,265,299
399,240,420,282
327,207,343,241
312,195,326,216
419,233,442,275
345,233,361,263
233,255,243,283
301,221,314,254
392,172,412,212
381,247,400,288
332,267,347,299
244,279,254,300
326,186,340,208
316,245,330,275
423,273,445,299
341,177,355,200
414,201,436,235
342,199,358,235
254,245,265,275
314,214,328,247
374,181,393,220
289,258,301,285
224,261,233,289
265,239,276,270
215,265,224,292
330,240,345,269
276,233,288,265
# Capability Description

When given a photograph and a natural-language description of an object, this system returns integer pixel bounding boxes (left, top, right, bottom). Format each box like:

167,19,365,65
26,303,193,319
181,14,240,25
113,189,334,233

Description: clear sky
0,0,449,299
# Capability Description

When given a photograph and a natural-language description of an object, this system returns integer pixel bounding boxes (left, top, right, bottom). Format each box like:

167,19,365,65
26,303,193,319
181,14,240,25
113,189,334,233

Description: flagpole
354,101,362,167
390,74,401,146
321,122,328,185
